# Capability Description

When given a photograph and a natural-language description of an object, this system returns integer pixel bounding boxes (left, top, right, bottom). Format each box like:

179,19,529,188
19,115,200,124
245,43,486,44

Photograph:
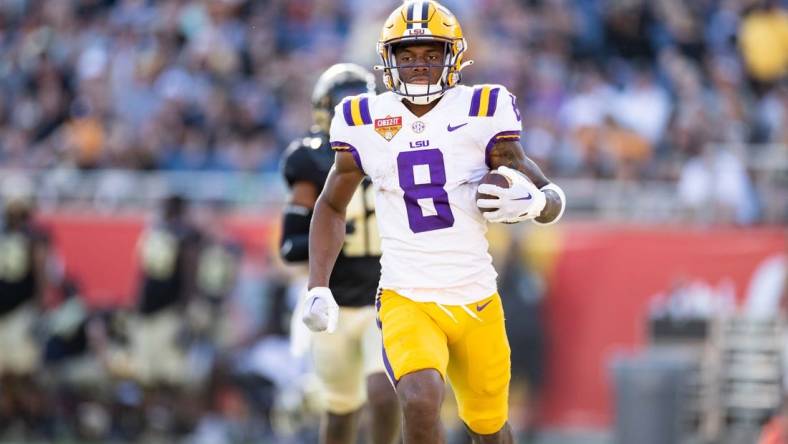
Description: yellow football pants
376,289,511,435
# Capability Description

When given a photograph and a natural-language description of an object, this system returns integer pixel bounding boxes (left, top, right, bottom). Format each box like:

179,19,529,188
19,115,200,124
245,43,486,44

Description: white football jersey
329,84,522,305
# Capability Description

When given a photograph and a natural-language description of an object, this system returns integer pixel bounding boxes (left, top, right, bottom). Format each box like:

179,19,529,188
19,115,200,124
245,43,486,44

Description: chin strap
399,82,445,104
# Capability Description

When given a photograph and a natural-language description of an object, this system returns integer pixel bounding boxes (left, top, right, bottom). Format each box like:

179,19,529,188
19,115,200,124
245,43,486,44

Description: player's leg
376,289,450,444
311,307,366,444
157,309,188,387
397,369,446,443
465,423,514,444
446,293,513,443
314,356,363,444
323,411,361,444
359,308,400,444
365,373,400,444
3,304,39,377
3,304,45,436
129,312,159,387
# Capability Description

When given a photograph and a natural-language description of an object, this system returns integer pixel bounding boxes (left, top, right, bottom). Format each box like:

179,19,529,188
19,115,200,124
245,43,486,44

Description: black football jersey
0,225,48,315
281,131,381,307
137,221,201,314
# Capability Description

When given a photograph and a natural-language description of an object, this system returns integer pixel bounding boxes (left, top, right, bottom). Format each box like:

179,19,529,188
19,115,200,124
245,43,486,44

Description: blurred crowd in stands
0,0,785,174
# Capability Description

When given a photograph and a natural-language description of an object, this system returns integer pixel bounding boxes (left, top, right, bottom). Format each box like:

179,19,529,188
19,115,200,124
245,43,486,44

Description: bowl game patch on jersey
375,116,402,141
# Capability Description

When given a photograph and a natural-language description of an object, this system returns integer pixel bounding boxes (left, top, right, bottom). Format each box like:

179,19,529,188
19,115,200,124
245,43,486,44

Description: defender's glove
476,166,547,224
301,287,339,333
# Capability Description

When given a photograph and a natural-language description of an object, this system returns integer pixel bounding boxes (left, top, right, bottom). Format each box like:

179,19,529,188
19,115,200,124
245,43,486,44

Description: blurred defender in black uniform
134,195,201,386
132,195,201,434
279,64,400,444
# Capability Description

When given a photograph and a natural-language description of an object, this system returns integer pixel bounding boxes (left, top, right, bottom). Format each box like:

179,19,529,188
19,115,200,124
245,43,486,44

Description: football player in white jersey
302,1,566,443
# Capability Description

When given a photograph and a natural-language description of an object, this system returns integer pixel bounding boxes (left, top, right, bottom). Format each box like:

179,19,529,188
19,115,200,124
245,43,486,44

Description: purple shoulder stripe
469,88,482,116
359,97,372,125
342,100,354,126
487,87,500,116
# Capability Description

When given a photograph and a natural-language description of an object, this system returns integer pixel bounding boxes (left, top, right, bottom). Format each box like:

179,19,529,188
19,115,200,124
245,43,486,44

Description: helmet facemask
380,38,465,105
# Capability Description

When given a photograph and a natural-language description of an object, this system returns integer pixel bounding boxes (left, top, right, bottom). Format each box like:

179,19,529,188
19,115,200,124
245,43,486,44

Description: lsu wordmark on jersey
330,84,523,305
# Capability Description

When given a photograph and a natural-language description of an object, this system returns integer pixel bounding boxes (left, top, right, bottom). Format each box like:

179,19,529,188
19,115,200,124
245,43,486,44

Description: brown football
476,171,511,213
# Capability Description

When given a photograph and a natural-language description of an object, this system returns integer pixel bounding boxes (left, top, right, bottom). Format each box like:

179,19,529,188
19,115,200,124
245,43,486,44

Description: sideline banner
38,214,785,427
538,224,786,428
39,212,277,307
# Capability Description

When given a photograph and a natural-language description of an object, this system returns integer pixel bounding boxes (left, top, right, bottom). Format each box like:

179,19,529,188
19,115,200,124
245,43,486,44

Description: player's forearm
489,140,565,225
518,158,564,224
308,196,346,289
536,190,562,224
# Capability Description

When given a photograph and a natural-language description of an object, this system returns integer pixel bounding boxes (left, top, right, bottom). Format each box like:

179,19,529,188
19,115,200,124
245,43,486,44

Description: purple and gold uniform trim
375,292,399,385
330,141,365,174
342,97,372,126
484,130,521,168
469,86,500,117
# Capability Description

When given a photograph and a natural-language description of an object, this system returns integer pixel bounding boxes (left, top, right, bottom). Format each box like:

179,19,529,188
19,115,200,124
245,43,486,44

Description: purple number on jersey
396,149,455,233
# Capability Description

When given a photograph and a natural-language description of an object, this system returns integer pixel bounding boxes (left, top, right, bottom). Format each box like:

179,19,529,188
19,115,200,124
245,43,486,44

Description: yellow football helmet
376,1,473,104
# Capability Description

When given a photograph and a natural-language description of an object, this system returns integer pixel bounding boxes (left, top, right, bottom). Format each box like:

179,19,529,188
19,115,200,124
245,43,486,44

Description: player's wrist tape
533,183,566,226
307,286,331,297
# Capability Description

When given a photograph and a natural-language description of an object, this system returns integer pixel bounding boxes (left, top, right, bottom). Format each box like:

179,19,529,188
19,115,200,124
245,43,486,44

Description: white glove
301,287,339,333
476,166,546,224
